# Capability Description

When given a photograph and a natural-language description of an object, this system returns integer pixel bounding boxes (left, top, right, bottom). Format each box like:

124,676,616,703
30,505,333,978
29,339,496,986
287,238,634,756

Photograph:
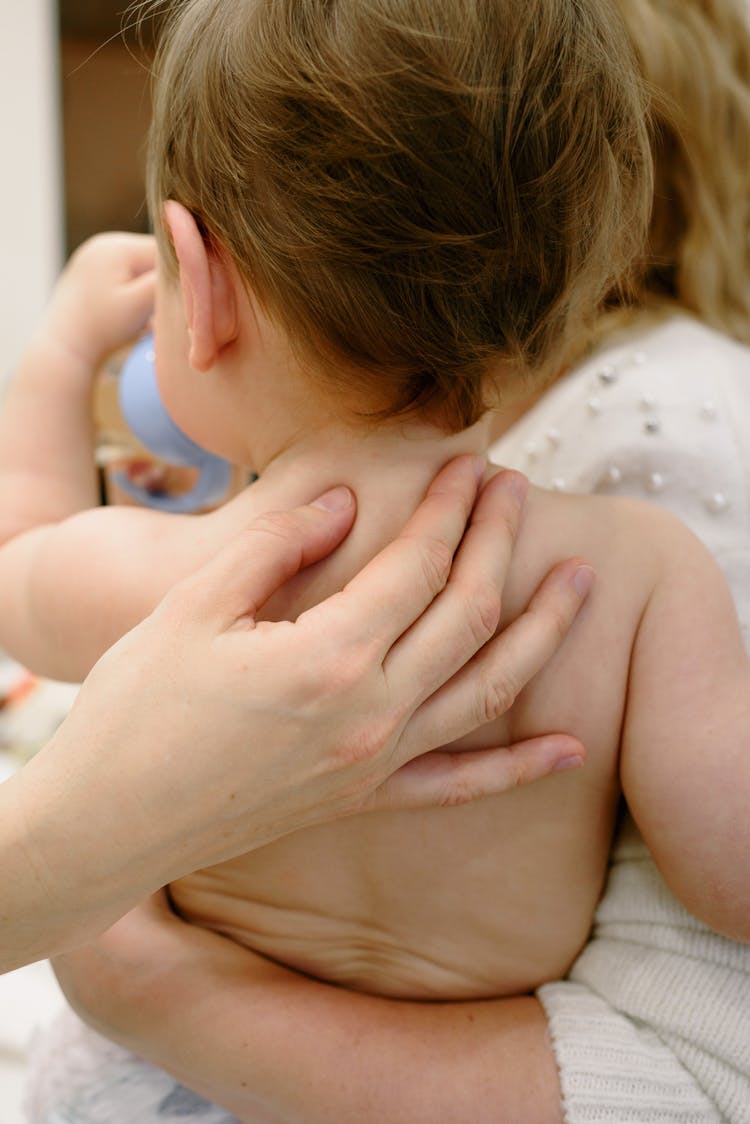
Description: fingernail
553,755,584,773
311,486,354,512
573,565,595,597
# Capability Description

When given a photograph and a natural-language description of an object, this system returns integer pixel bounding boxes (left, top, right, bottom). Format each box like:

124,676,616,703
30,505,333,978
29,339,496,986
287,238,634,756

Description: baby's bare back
170,488,652,1001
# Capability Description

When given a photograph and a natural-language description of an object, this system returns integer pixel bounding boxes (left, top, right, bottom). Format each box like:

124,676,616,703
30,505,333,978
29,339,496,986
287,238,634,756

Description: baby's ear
162,201,237,372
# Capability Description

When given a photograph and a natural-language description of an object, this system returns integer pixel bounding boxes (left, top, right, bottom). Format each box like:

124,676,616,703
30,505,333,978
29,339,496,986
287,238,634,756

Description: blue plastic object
115,334,233,513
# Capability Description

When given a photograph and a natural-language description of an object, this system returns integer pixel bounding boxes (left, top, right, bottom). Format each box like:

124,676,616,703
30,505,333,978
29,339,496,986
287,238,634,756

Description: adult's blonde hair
611,0,750,340
145,0,652,430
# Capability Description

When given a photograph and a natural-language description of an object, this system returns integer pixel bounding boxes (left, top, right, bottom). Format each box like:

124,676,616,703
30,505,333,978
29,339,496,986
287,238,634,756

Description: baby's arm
0,234,246,680
0,500,221,680
621,506,750,941
0,234,155,541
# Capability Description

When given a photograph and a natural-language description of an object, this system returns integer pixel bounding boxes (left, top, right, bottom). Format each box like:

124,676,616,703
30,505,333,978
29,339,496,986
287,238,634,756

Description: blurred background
59,1,154,251
0,0,153,378
0,13,157,1117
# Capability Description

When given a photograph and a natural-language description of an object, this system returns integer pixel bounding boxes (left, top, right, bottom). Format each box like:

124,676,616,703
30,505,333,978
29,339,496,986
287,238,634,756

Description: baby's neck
255,415,492,620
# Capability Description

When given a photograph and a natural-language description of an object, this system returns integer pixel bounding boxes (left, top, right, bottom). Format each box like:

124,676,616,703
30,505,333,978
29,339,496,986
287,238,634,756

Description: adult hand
66,455,588,864
1,456,590,971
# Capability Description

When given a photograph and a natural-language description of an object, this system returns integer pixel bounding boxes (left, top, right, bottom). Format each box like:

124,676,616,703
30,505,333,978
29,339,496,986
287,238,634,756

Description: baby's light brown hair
145,0,652,431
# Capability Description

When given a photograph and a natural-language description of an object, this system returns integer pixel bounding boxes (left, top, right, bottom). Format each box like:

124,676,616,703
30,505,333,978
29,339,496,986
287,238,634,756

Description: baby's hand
40,232,157,372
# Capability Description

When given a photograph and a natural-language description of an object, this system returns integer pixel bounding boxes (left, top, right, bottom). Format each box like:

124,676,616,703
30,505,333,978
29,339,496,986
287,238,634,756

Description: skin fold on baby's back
169,485,656,1002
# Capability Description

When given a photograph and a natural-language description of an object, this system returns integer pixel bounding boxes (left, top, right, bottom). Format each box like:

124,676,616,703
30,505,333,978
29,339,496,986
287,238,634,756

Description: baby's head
146,0,651,434
612,0,750,340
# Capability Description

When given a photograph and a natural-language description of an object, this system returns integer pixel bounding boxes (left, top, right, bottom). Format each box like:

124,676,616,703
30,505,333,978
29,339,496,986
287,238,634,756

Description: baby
2,0,749,1041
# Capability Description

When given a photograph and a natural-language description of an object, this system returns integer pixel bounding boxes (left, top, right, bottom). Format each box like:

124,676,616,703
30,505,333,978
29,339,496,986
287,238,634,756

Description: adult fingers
164,488,357,629
368,735,585,812
396,558,594,761
383,470,527,697
307,455,483,653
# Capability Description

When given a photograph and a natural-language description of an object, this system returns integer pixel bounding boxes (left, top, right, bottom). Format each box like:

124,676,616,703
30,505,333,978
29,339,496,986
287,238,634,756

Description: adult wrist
0,741,173,970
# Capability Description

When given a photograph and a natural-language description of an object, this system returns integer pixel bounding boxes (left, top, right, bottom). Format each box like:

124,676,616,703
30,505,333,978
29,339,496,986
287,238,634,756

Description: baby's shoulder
508,486,697,624
524,483,682,559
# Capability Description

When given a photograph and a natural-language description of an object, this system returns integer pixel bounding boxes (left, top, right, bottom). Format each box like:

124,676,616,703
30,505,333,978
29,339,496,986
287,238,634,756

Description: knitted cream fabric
492,313,750,1123
539,983,720,1123
539,814,750,1123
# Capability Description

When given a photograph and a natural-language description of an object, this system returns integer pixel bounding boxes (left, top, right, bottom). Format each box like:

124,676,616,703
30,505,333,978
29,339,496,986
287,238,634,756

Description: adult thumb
169,487,357,630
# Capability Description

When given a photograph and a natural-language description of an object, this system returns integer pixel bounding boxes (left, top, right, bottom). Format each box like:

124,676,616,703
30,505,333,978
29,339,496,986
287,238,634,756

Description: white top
491,313,750,639
492,314,750,1123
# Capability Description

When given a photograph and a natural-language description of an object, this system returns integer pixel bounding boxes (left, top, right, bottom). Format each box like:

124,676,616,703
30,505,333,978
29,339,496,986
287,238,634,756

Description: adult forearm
0,747,177,973
55,894,562,1124
58,915,562,1124
160,972,563,1124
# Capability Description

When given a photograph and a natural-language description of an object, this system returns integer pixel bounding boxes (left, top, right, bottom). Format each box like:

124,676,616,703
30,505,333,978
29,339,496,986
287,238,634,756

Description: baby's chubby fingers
117,267,157,342
40,233,161,367
118,232,158,279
